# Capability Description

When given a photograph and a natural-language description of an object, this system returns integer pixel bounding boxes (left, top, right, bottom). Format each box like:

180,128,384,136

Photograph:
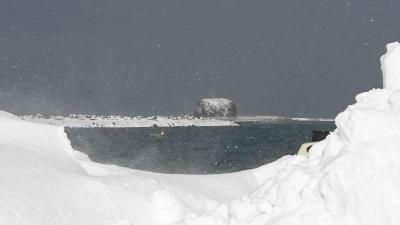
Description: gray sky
1,0,399,117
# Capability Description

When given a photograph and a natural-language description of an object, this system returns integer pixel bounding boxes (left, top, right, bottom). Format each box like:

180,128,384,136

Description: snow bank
0,114,255,225
381,42,400,89
183,42,400,225
2,42,400,225
0,110,20,120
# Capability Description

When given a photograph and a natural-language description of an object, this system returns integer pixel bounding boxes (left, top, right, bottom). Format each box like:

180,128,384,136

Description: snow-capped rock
194,98,237,118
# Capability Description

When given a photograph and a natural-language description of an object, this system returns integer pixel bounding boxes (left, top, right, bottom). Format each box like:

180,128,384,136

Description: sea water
66,121,335,174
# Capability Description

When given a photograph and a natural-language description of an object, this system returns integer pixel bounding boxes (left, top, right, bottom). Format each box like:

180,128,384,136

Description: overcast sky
1,0,400,117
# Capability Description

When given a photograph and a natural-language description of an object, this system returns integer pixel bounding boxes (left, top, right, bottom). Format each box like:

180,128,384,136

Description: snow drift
1,42,400,225
0,115,256,225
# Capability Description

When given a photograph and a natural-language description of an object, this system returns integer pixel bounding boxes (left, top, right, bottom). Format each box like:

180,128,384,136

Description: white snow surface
2,42,400,225
0,110,20,120
0,114,255,225
381,42,400,89
20,115,238,128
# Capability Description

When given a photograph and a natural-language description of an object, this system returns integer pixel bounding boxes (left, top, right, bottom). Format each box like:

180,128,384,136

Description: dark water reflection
66,121,335,174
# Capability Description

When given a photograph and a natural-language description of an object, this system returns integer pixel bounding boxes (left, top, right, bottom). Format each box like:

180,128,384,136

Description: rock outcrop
194,98,237,118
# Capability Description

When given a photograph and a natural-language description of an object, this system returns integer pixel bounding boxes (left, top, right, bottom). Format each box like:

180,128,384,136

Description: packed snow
0,116,255,225
20,114,238,128
2,42,400,225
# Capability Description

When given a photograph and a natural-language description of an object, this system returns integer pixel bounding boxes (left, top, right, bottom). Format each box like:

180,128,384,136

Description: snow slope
186,42,400,225
2,42,400,225
0,115,255,225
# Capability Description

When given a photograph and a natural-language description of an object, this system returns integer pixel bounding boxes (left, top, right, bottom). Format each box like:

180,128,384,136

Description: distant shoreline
234,116,334,122
20,114,334,128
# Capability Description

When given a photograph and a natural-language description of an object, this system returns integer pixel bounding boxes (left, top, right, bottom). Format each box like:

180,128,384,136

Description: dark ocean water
66,121,335,174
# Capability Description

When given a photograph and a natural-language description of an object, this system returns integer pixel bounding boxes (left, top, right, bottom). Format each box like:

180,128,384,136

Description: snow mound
0,110,20,120
381,42,400,89
183,42,400,225
0,116,255,225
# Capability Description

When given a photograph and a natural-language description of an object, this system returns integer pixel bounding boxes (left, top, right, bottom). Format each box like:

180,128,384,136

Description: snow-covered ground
0,116,255,225
2,42,400,225
20,115,238,128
